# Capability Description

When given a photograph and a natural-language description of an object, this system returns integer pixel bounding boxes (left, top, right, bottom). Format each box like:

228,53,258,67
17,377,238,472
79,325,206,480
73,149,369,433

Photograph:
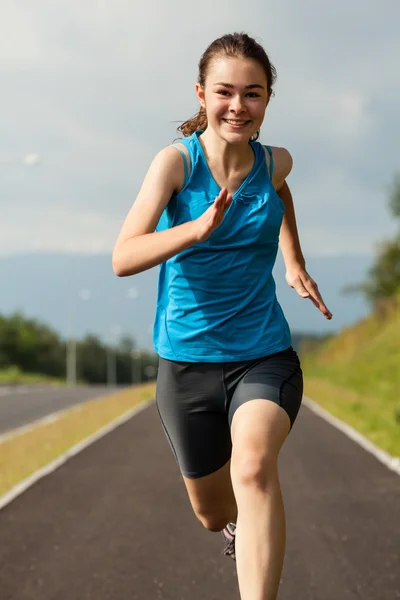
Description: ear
195,83,206,109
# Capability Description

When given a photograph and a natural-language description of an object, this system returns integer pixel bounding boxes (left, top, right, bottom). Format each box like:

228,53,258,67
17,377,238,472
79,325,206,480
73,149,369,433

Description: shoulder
270,146,293,178
151,144,187,170
262,145,293,190
148,144,189,192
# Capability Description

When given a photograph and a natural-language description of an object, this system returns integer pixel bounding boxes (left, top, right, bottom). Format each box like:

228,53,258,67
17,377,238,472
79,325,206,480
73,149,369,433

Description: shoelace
222,524,236,556
223,536,235,556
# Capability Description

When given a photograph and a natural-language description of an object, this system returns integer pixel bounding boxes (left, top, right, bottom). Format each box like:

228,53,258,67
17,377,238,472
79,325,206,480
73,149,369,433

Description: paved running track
0,400,399,599
0,385,121,436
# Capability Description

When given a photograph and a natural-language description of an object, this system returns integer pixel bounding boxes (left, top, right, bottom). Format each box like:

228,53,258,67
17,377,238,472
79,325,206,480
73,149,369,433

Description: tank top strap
263,145,274,179
170,143,191,184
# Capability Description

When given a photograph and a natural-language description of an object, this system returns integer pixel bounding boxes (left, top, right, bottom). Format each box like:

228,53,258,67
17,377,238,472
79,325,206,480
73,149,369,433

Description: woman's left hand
286,267,332,320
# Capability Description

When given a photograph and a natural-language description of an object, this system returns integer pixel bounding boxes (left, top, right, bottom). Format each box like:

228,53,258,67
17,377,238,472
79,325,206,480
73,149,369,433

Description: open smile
223,119,251,127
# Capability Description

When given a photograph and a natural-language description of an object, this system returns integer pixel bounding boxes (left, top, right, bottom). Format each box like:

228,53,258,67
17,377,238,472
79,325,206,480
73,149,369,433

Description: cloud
292,166,397,256
0,202,121,255
1,0,399,257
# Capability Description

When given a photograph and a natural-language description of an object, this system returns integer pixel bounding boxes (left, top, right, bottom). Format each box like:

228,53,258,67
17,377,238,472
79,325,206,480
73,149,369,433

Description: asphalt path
0,401,399,599
0,385,121,436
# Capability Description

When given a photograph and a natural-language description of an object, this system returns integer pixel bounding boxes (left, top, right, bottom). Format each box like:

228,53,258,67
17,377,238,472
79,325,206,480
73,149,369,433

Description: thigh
227,347,303,431
156,357,232,479
231,399,291,467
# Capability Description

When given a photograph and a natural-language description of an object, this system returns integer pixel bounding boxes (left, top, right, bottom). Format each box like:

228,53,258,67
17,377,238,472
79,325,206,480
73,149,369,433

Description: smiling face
196,56,270,143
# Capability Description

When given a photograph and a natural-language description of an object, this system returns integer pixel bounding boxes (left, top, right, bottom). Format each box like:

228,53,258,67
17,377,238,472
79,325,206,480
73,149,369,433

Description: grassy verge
301,295,400,459
0,366,64,385
0,383,155,497
304,377,400,458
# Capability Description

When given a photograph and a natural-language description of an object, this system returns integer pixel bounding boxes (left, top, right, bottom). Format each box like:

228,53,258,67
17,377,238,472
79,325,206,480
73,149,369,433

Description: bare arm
271,147,332,319
268,147,304,269
277,181,306,270
112,146,232,277
112,147,196,276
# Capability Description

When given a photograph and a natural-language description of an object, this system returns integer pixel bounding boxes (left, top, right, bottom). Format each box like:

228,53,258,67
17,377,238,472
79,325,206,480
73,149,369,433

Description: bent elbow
113,265,125,277
112,252,126,277
112,252,140,277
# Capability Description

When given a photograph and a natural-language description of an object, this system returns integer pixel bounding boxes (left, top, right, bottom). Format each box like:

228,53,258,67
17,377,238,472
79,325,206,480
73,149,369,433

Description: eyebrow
213,82,265,90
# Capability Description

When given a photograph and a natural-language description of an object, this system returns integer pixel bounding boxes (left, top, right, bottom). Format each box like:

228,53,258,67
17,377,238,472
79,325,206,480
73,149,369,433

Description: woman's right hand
194,188,233,242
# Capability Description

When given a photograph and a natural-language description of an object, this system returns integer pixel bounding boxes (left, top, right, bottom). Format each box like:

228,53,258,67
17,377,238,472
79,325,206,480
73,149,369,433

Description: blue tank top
153,130,291,362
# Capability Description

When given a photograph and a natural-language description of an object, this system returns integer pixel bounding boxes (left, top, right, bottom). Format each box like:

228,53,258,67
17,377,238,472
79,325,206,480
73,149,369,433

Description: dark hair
177,32,277,139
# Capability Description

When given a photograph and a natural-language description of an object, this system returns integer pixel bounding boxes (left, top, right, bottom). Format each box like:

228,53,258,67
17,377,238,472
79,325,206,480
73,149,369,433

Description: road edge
1,394,398,513
303,396,400,476
0,397,154,512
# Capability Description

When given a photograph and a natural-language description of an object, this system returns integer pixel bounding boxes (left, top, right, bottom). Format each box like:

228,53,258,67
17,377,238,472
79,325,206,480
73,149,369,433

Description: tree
118,335,136,354
77,335,108,384
344,236,400,304
0,313,65,376
0,312,156,384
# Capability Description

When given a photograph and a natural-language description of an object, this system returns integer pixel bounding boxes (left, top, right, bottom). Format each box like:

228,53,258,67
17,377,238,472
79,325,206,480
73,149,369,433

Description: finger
293,281,310,298
304,282,332,319
217,187,228,202
295,273,332,319
214,189,227,212
212,195,227,223
216,190,230,217
288,273,310,298
224,193,233,210
310,299,332,319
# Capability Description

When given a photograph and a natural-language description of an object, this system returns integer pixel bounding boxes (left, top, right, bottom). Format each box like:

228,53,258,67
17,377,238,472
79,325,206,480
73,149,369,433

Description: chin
220,121,260,142
224,130,255,145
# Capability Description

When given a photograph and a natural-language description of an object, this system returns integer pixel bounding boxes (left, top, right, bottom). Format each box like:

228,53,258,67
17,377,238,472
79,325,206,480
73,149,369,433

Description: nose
230,94,245,114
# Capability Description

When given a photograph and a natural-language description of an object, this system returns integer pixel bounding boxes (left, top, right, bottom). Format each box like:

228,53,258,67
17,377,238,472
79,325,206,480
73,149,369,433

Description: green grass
302,294,400,457
0,366,64,385
304,378,400,457
0,383,155,497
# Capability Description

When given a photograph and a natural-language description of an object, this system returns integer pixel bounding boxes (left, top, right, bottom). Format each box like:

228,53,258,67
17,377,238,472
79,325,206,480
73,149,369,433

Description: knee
232,452,278,492
194,509,230,532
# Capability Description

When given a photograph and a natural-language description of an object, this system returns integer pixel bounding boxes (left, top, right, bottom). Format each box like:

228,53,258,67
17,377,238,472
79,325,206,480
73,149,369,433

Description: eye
247,93,261,98
216,90,230,96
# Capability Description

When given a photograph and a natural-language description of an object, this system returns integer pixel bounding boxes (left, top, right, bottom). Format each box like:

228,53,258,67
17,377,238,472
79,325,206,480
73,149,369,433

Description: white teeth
225,119,247,125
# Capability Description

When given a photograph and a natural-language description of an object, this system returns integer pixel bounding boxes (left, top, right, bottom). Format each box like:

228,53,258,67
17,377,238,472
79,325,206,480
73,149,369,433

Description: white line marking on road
0,398,154,511
0,390,120,443
0,386,48,397
0,411,66,444
1,394,397,513
303,396,400,476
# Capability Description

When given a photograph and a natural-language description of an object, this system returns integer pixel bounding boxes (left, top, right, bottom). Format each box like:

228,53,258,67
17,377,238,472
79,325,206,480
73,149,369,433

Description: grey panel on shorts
156,347,303,479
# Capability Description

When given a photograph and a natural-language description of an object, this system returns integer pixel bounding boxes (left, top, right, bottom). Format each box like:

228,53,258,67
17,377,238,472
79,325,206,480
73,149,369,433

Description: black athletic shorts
156,346,303,479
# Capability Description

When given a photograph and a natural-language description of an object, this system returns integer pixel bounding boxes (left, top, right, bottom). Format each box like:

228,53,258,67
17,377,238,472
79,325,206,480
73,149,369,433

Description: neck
199,127,254,172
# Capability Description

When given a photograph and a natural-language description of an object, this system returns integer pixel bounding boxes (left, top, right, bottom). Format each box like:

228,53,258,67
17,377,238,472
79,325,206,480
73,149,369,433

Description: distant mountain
0,252,373,350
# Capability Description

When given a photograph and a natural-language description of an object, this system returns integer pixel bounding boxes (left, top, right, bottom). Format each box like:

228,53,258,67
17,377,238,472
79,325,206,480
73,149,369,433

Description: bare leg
230,399,290,600
182,459,237,532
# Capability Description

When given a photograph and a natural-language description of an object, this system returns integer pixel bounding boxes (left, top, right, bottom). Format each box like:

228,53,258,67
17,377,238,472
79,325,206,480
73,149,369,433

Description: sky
1,0,399,259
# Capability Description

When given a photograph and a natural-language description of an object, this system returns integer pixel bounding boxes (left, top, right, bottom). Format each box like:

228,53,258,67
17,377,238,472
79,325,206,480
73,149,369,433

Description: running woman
113,32,332,600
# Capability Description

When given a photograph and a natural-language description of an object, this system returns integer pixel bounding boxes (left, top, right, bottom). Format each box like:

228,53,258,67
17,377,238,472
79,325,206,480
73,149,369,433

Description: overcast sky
1,0,399,258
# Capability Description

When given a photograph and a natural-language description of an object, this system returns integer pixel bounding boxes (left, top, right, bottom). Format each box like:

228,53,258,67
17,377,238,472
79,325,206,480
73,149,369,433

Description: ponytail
177,107,208,137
